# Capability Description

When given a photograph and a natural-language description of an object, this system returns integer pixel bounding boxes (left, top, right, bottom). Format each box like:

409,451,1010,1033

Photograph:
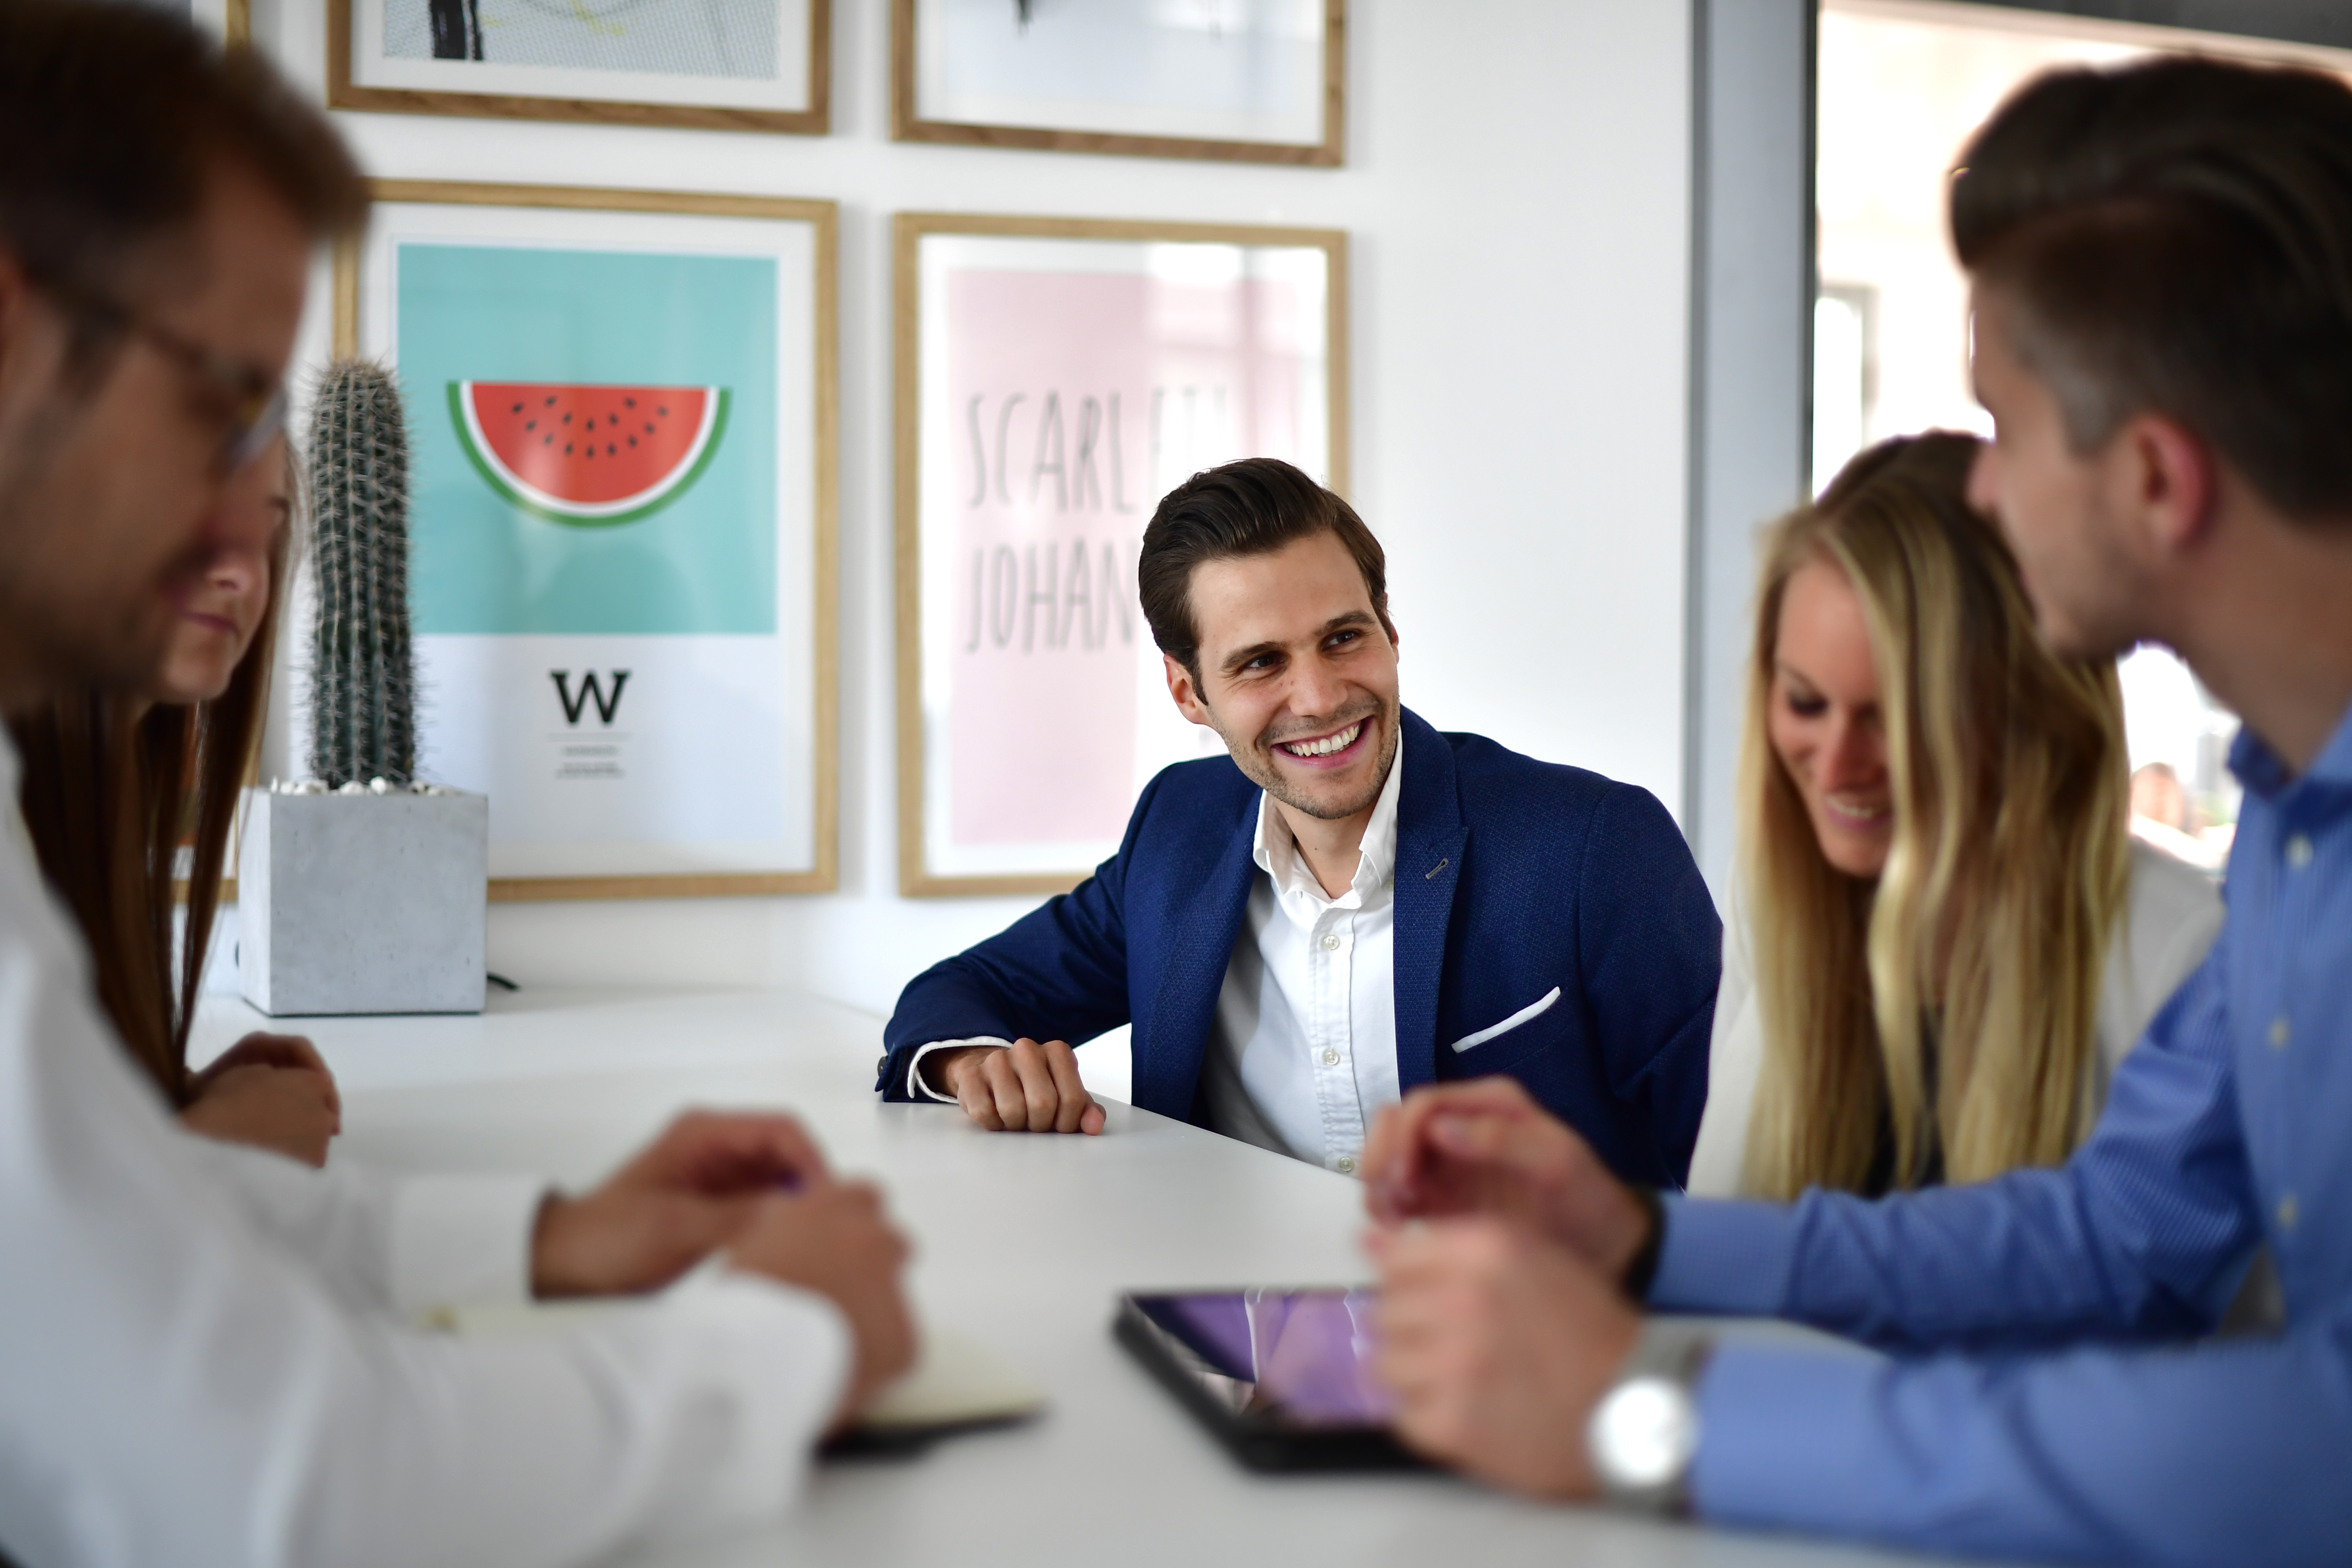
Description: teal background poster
397,242,779,635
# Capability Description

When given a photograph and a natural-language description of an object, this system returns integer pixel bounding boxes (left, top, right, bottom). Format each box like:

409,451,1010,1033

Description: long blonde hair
1739,432,2131,1198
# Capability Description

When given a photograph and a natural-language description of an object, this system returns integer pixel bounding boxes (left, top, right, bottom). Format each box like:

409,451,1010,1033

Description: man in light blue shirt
1361,56,2352,1566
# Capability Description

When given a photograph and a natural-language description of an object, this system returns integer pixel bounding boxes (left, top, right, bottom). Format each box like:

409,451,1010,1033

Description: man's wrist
1619,1184,1666,1300
906,1038,1010,1102
529,1192,583,1298
1586,1319,1712,1516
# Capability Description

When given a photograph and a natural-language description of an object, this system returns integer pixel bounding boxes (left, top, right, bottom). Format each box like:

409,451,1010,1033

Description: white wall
238,0,1696,1026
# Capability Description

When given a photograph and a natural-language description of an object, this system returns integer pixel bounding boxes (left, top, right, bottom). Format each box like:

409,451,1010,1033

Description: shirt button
2278,1194,2300,1230
2271,1016,2292,1050
1320,932,1342,951
1335,1155,1358,1176
1320,1047,1342,1067
2287,833,2315,869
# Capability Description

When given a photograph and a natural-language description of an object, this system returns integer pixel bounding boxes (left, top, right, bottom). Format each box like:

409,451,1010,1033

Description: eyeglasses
35,271,287,474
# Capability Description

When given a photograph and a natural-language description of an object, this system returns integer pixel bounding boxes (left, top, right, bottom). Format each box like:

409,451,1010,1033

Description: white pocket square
1448,985,1563,1054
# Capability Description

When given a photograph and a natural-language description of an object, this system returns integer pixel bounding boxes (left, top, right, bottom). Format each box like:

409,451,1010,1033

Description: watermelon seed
544,395,556,405
627,436,637,447
543,435,552,446
607,443,616,455
525,420,536,431
644,422,654,433
562,413,572,423
565,443,573,454
658,406,669,416
510,402,523,413
624,397,637,408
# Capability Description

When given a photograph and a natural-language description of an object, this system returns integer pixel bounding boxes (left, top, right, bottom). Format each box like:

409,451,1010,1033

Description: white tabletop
192,986,1936,1568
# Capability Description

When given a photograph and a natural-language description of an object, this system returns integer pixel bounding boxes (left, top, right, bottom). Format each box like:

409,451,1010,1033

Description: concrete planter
237,787,488,1015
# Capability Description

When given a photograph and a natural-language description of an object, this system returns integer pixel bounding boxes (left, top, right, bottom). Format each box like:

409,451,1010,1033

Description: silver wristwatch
1586,1323,1712,1515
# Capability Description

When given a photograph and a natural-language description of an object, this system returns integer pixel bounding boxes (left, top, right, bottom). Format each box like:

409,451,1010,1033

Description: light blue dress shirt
1650,704,2352,1566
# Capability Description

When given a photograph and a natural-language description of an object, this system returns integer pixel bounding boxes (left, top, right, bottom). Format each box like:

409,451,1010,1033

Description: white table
192,987,1936,1568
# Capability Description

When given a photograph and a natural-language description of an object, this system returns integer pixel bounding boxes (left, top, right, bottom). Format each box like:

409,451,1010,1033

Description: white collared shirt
1198,735,1403,1174
0,734,849,1567
912,736,1406,1176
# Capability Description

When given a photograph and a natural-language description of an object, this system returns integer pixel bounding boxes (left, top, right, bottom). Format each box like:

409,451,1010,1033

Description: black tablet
1115,1289,1425,1471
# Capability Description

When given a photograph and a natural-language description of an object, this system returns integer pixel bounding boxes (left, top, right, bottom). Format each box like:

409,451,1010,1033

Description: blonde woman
1686,432,2223,1200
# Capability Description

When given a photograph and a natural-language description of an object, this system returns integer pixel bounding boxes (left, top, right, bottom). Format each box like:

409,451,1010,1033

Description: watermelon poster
342,186,836,893
900,218,1344,893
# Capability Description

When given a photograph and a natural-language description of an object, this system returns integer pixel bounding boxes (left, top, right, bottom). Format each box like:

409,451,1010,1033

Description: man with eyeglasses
0,5,915,1564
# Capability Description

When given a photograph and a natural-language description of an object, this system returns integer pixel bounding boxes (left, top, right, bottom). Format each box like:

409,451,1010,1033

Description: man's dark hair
1138,457,1391,681
0,0,368,304
1952,56,2352,519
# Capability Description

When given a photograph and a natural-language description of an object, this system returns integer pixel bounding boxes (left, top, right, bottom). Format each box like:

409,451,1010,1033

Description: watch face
1594,1376,1700,1490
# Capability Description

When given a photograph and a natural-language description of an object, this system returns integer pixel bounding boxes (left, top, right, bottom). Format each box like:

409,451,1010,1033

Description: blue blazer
879,709,1722,1187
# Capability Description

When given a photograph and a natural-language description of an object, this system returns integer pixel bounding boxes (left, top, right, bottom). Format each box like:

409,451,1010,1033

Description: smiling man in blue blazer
877,459,1721,1187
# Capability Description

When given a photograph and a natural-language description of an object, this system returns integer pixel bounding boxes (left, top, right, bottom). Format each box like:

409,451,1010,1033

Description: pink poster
942,263,1320,851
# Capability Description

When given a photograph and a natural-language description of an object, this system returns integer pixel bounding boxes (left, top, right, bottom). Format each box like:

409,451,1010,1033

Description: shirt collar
2229,698,2352,801
1251,722,1404,907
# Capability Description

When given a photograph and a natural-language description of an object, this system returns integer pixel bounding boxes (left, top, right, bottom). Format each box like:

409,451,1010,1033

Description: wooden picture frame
328,0,830,135
894,212,1349,897
191,0,253,44
335,180,839,901
892,0,1344,167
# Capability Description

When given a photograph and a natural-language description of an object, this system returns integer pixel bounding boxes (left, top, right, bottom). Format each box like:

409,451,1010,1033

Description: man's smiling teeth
1280,722,1362,758
1824,793,1890,823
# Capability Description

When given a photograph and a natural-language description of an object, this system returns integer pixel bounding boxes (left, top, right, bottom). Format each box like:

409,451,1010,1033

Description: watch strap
1620,1184,1666,1300
1589,1320,1714,1516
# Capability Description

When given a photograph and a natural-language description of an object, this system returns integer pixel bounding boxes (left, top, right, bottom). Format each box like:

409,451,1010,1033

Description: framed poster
191,0,252,44
893,0,1344,166
335,180,838,900
327,0,828,134
894,212,1348,896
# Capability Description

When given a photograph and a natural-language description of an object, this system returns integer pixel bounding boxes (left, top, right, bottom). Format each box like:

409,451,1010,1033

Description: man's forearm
1691,1325,2352,1566
1645,1184,2134,1348
1649,1166,2245,1352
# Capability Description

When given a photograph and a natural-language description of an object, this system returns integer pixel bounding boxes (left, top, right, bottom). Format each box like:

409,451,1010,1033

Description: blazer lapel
1136,791,1260,1122
1393,710,1467,1094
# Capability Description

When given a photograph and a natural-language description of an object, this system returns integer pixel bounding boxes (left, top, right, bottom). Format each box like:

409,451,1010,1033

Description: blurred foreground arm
0,852,901,1568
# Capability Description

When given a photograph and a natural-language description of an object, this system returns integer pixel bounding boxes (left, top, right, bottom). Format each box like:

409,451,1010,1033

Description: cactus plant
305,359,417,789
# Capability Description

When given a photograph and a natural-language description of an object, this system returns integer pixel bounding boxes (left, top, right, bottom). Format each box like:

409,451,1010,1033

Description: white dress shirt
914,735,1405,1176
1197,739,1403,1175
0,734,849,1568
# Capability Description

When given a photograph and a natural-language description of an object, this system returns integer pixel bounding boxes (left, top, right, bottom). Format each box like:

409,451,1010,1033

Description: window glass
1814,0,2352,862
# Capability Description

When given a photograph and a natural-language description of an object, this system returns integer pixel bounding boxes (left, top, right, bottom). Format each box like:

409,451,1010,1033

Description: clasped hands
530,1110,916,1425
1359,1077,1659,1500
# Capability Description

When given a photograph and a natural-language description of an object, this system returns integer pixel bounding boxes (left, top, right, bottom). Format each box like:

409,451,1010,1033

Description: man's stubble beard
0,393,187,704
1214,693,1400,823
2023,489,2155,665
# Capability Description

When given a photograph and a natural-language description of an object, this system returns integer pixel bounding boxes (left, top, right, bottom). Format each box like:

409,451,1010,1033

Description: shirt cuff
1647,1194,1801,1318
906,1038,1011,1104
665,1270,856,1494
388,1171,548,1315
1688,1341,1885,1529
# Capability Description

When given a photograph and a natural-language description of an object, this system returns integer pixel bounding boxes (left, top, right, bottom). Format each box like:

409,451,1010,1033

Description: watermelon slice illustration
450,380,729,526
